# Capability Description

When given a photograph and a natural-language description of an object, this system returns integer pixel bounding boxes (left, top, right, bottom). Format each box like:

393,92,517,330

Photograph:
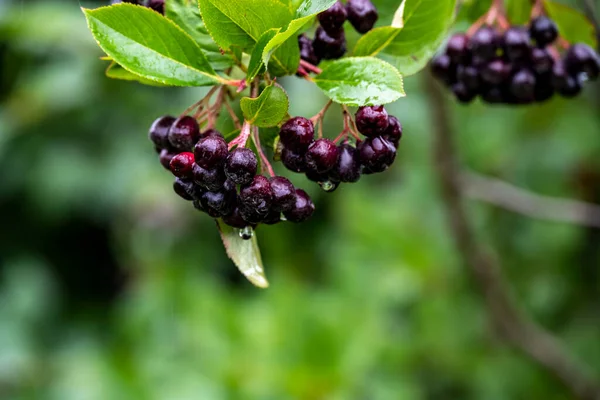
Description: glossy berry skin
469,26,498,61
510,69,536,101
225,148,257,185
200,189,236,218
270,176,296,212
313,27,346,60
239,175,274,220
298,34,321,66
149,115,175,149
284,189,315,223
446,33,470,64
550,60,582,98
529,16,558,47
481,59,510,85
383,116,402,147
146,0,165,14
173,178,195,201
305,139,339,174
346,0,378,34
355,105,389,137
168,116,200,151
481,86,505,104
331,144,361,183
452,82,477,103
159,149,177,170
457,64,480,91
201,128,223,139
318,1,347,35
281,147,308,173
565,44,600,80
279,117,315,151
222,207,248,229
358,136,396,173
503,27,531,62
192,163,226,191
430,55,456,85
169,152,195,178
531,47,554,75
194,136,228,169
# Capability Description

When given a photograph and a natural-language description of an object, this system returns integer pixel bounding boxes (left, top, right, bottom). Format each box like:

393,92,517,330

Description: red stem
252,126,275,177
300,59,323,75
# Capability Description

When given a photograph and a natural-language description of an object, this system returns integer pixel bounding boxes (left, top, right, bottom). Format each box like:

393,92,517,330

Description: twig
424,72,600,400
251,125,275,177
299,59,323,75
224,100,242,130
461,171,600,228
228,121,252,150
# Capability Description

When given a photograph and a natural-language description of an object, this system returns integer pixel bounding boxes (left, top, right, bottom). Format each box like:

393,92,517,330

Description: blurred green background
1,0,599,399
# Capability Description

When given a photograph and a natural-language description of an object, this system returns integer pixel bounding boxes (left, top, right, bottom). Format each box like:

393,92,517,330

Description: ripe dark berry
551,60,582,97
284,189,315,223
529,16,558,47
313,26,347,60
318,1,347,35
149,115,175,149
146,0,165,14
281,147,308,173
510,69,536,101
530,47,554,75
222,207,249,229
565,43,600,80
305,139,339,174
239,175,274,220
355,105,389,137
159,149,177,170
200,189,236,218
346,0,378,34
534,76,555,102
469,26,498,61
457,64,480,91
358,136,396,173
298,34,321,66
173,178,195,201
269,176,296,212
225,148,257,185
503,27,531,62
193,163,226,191
279,117,315,151
168,116,200,152
446,33,470,64
263,210,282,225
452,82,477,103
383,116,402,147
481,59,510,85
331,144,361,183
201,128,223,139
305,170,330,183
481,85,505,104
194,136,228,169
431,54,456,86
169,152,195,178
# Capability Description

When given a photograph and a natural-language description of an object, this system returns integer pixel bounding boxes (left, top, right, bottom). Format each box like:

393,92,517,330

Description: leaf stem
228,121,252,150
251,125,276,177
299,59,323,75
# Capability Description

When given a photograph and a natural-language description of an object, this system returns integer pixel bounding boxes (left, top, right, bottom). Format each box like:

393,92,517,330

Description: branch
460,171,600,228
424,72,600,400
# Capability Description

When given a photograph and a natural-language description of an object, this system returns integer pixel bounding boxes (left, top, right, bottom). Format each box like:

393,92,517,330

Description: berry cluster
431,16,600,104
278,105,402,191
149,116,315,237
110,0,164,14
298,0,378,66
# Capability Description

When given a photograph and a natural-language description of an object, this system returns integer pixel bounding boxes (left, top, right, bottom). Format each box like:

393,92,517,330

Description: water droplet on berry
239,226,254,240
320,180,337,192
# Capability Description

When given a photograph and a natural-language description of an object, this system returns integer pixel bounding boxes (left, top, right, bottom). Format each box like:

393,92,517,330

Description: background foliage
0,0,599,399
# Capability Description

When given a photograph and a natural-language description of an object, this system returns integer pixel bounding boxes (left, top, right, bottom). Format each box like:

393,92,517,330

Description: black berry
263,210,282,225
509,69,536,101
173,178,195,201
469,26,498,61
281,147,308,173
358,136,396,173
169,152,195,178
446,33,471,64
313,26,347,60
481,59,510,85
284,189,315,223
194,136,228,169
159,149,177,170
146,0,165,14
239,175,274,220
225,148,257,185
201,128,224,139
530,47,554,75
318,1,347,35
279,117,315,151
269,176,296,212
305,139,339,174
383,116,402,147
431,55,456,86
457,64,480,91
200,188,236,218
222,207,249,229
298,34,321,66
355,105,389,137
192,163,226,191
346,0,378,34
452,82,477,103
564,43,600,80
529,16,558,47
149,115,175,149
503,27,531,62
168,116,200,152
331,144,361,183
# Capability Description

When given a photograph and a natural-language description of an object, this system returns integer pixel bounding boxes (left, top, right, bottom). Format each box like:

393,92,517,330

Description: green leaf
105,61,169,86
83,4,222,87
353,27,402,57
217,220,269,288
380,0,456,76
504,0,530,25
165,0,233,70
198,0,292,51
262,16,310,66
269,36,301,76
240,84,289,127
248,29,280,82
294,0,337,18
544,1,597,48
314,57,405,106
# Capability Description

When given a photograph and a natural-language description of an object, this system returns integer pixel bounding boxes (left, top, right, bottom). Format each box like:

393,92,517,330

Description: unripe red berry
169,152,195,178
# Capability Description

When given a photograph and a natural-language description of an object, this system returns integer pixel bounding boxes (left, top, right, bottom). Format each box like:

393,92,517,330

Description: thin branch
461,171,600,228
424,72,600,400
